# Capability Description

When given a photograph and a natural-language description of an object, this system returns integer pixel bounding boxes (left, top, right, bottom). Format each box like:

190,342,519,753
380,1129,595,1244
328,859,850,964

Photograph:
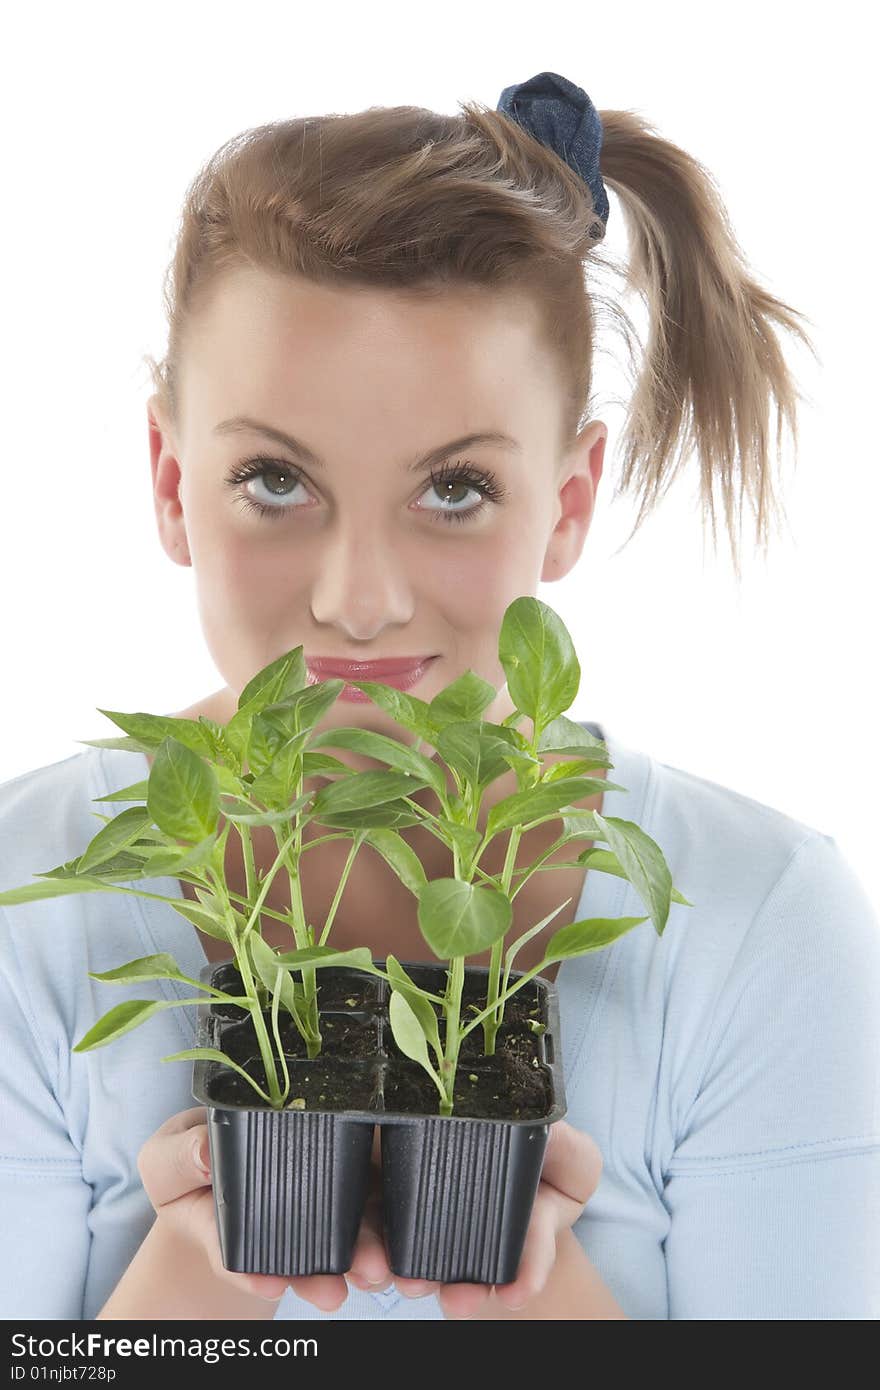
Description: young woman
1,73,877,1322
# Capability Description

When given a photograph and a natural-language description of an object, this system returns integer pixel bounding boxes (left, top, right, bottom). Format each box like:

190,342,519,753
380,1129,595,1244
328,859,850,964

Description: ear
540,421,607,582
148,394,191,567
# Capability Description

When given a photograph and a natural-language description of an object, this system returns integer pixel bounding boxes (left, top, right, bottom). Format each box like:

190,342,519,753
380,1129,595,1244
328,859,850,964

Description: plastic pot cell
190,958,567,1284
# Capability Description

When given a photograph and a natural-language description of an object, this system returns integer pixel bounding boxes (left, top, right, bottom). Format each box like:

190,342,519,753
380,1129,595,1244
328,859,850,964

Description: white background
1,1,876,910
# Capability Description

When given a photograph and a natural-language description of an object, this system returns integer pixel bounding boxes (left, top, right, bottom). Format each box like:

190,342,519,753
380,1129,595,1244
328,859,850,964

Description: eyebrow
212,416,522,472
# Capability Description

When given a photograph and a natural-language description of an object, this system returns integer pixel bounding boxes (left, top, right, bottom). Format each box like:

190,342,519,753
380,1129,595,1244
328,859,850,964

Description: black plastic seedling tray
191,958,567,1284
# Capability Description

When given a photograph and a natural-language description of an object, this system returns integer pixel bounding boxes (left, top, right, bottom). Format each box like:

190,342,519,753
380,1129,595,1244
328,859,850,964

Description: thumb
540,1120,603,1206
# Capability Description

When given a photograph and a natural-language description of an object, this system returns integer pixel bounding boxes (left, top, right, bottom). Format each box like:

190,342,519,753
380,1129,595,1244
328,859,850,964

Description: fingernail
192,1138,209,1173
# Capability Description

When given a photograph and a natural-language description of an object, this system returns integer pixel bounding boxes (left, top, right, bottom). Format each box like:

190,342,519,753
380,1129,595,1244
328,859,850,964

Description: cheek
425,533,522,613
189,518,301,688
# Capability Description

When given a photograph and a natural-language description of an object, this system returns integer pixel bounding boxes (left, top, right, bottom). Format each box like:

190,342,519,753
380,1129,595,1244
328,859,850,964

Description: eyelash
223,454,508,525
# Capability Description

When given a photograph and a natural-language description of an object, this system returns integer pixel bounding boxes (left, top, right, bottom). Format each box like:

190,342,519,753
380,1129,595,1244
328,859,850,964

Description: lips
306,656,436,678
306,655,437,699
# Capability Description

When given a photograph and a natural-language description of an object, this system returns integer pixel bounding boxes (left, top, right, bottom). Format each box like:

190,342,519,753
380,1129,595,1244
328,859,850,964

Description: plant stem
482,824,524,1054
457,960,549,1043
232,928,285,1107
317,836,364,946
271,819,322,1056
440,955,465,1116
202,855,285,1104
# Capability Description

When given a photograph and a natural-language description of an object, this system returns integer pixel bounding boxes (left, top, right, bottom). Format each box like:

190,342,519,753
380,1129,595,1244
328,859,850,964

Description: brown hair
143,96,818,579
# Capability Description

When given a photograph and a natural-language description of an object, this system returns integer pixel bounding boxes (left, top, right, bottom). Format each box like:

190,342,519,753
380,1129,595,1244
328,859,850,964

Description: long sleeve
0,907,92,1319
661,832,880,1318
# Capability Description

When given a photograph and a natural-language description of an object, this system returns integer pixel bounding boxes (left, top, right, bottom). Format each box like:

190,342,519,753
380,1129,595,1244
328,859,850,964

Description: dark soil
208,963,382,1016
218,1011,380,1062
382,1055,553,1121
202,963,556,1120
381,1017,542,1064
315,974,382,1011
208,1056,381,1110
458,977,545,1027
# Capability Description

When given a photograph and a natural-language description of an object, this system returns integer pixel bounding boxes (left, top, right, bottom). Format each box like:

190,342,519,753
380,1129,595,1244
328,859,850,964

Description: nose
308,513,415,641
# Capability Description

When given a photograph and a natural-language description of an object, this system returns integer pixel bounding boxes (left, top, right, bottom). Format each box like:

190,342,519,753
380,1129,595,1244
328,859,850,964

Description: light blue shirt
1,726,878,1320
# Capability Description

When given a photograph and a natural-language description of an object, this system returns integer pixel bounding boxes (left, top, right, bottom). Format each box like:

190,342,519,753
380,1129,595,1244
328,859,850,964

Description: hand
137,1105,298,1305
139,1110,601,1317
426,1119,604,1319
137,1110,408,1313
349,1119,604,1319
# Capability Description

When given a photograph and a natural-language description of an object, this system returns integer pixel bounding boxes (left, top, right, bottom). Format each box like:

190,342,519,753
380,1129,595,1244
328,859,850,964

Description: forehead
179,265,558,435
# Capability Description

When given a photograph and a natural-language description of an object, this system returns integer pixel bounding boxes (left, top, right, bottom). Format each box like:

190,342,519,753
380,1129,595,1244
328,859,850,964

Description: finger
286,1273,349,1311
492,1189,558,1310
152,1105,208,1138
186,1196,346,1308
347,1191,393,1291
394,1275,442,1300
540,1120,603,1210
182,1186,294,1303
437,1281,493,1319
137,1119,212,1210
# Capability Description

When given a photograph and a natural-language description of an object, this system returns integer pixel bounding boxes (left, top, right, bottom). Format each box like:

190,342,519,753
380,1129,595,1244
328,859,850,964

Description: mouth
306,656,438,701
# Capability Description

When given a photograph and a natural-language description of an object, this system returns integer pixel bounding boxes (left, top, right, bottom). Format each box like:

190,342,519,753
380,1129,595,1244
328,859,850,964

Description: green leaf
309,725,448,798
0,874,117,906
92,710,215,758
339,681,435,738
310,801,423,830
311,770,432,816
389,989,433,1069
574,847,693,907
247,710,311,780
168,892,238,943
247,935,302,1019
196,717,242,772
557,809,607,842
75,806,154,867
159,1048,273,1104
87,952,200,986
87,779,150,802
272,945,378,972
73,997,202,1051
218,792,312,826
300,751,353,778
544,915,650,963
416,879,512,959
136,832,220,879
428,670,497,724
486,776,627,838
225,651,315,765
237,647,309,715
498,597,581,735
541,759,606,783
385,955,442,1058
248,736,312,808
434,722,515,791
362,829,427,896
535,715,614,767
434,818,484,867
592,814,673,935
147,737,219,843
283,680,348,730
503,896,574,972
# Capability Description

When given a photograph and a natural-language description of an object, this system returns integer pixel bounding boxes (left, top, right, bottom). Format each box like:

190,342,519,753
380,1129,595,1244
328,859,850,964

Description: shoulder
596,731,879,1136
0,746,101,884
0,744,144,1025
599,730,835,945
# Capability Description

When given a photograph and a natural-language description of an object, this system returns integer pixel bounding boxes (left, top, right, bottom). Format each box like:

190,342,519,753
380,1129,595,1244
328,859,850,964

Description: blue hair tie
496,71,609,240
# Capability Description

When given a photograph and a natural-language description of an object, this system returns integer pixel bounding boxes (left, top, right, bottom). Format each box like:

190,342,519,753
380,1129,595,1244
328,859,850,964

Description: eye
417,458,507,524
223,455,508,525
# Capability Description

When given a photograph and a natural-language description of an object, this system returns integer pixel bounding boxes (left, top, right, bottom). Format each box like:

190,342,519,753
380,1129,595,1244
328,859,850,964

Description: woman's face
148,265,605,759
